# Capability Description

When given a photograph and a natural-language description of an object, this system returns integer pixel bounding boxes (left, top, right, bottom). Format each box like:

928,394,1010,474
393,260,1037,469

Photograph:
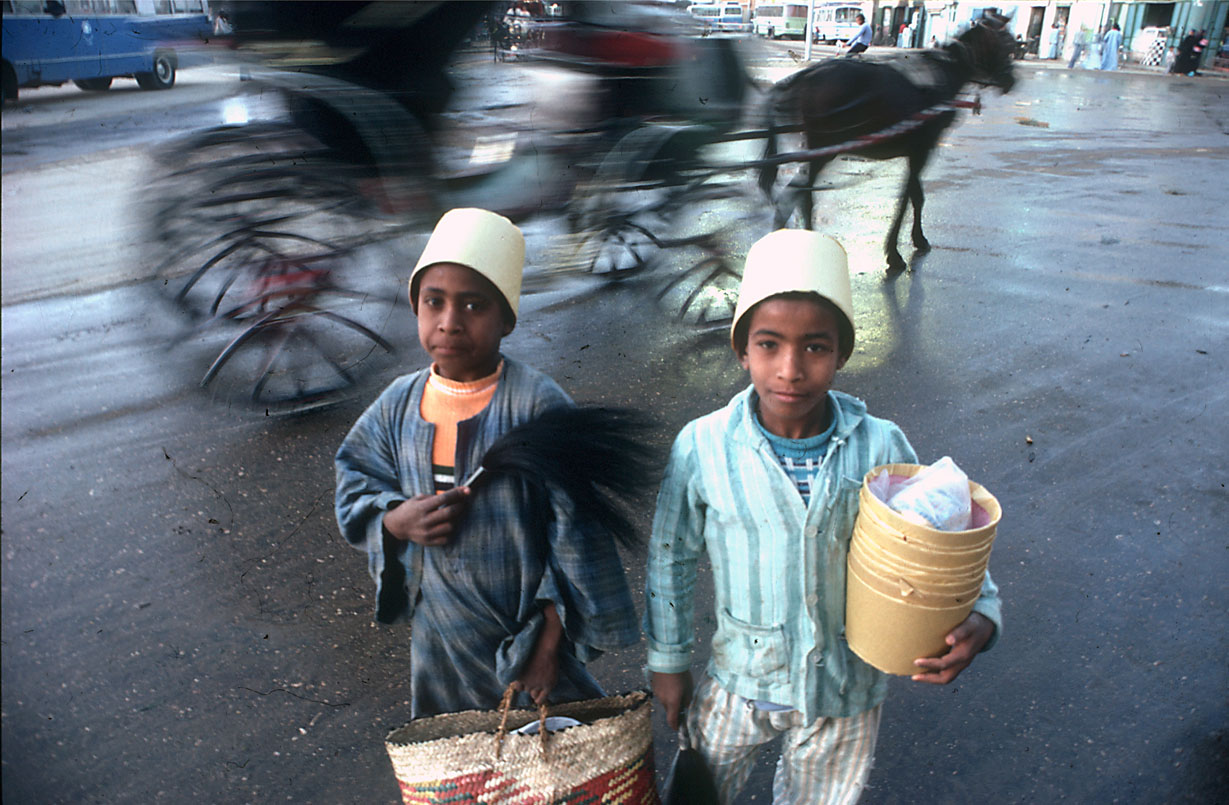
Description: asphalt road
2,47,1227,803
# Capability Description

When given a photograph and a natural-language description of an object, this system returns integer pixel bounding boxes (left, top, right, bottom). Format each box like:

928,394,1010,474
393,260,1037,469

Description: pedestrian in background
1046,21,1061,59
1068,25,1089,68
1100,22,1123,70
1170,28,1202,75
1087,26,1104,68
335,208,639,718
1191,29,1210,74
646,230,1002,804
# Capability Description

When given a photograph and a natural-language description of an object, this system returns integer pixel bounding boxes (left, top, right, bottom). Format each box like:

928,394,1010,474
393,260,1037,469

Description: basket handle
494,683,551,759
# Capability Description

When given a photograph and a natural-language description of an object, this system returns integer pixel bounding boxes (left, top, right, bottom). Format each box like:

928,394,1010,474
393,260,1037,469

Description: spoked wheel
565,124,717,276
183,250,404,411
146,122,433,412
557,123,754,330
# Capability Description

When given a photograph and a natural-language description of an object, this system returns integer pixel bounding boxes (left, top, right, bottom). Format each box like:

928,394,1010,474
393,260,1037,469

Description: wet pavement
3,43,1228,803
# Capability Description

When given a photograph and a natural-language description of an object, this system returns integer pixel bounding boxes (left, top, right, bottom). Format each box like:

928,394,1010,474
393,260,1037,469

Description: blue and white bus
752,2,809,40
686,3,750,34
2,0,214,101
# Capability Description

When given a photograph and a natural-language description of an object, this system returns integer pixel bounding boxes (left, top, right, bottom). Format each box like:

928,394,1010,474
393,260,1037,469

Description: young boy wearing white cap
335,208,639,717
645,230,1002,803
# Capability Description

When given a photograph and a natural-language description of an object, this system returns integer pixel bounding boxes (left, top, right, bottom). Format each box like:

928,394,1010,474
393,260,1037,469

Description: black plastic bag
661,723,720,805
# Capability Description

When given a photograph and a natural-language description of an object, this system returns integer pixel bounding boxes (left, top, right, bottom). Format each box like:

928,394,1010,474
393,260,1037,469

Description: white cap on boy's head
731,229,855,350
410,207,526,321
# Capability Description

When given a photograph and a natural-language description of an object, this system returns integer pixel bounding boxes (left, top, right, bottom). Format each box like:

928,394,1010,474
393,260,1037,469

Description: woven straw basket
845,463,1001,675
385,689,659,805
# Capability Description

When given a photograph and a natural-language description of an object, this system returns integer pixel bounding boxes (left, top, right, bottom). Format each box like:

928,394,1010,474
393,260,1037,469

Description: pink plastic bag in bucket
868,456,972,531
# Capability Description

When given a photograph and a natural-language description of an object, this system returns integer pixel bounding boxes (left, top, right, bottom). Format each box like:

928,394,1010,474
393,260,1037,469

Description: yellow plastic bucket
845,464,1001,675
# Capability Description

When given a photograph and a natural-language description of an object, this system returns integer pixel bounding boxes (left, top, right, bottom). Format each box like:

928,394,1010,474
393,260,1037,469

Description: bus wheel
74,77,113,91
137,51,176,90
2,63,17,102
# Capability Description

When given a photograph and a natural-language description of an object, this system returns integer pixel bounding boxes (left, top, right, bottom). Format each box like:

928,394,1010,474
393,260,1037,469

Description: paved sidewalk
1013,53,1229,80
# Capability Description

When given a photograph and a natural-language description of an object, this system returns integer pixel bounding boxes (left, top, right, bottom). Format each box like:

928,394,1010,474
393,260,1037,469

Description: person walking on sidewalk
1045,21,1061,59
842,14,873,56
1100,23,1122,70
1170,29,1203,75
1068,25,1090,68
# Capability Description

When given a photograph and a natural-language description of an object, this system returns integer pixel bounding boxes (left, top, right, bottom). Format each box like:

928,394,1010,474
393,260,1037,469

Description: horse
759,14,1017,272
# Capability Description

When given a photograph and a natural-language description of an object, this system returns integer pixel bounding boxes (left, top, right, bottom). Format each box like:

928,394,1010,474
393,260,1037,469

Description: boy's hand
652,671,694,731
911,612,995,685
382,486,471,546
514,604,562,705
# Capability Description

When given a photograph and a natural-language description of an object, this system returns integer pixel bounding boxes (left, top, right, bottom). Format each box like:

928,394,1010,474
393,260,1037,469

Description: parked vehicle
811,2,864,44
752,1,809,40
2,0,213,101
686,2,750,34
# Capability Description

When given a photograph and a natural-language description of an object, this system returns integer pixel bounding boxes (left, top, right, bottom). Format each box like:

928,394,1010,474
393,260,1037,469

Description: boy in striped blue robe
646,230,1002,803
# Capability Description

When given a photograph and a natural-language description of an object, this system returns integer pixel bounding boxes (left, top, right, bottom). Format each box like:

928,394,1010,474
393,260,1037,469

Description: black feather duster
462,406,659,549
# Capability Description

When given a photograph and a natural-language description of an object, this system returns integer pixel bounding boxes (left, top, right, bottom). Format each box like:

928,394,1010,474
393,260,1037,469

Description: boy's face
738,297,847,440
415,262,512,381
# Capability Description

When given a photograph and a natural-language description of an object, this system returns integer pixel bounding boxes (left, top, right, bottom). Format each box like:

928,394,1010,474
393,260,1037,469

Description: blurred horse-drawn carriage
146,1,1014,411
147,0,749,410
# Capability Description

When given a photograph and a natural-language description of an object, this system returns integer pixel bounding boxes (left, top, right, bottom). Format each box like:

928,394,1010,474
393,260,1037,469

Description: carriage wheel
567,124,716,276
145,122,434,412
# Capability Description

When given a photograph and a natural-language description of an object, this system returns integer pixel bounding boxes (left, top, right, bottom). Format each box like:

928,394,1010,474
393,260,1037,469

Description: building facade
746,1,1227,66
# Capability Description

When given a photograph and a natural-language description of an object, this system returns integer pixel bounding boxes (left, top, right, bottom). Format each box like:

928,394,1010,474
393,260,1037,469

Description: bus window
753,2,808,40
687,3,749,34
813,3,864,44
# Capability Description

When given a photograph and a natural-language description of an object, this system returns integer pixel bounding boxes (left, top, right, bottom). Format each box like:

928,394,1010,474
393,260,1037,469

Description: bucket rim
861,463,1002,536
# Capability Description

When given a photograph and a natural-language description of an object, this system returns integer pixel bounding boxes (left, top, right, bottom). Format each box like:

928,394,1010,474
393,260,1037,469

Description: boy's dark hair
732,291,854,362
410,266,517,329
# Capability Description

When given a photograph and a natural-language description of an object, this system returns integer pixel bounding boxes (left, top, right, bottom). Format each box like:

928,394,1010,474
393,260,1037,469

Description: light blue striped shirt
645,387,1002,722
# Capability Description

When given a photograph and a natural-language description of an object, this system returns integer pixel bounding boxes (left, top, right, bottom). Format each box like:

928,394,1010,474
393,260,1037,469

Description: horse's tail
758,87,780,198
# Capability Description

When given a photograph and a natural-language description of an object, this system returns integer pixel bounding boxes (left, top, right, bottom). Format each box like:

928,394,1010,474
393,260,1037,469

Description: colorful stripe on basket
398,747,658,804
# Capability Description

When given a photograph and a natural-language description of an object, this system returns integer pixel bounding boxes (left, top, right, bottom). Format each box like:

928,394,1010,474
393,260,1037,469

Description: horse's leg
907,146,935,254
801,159,818,230
789,157,830,230
771,182,793,229
771,158,820,229
884,165,912,272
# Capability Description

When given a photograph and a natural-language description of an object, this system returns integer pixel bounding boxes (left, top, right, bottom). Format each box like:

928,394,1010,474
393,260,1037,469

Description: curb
1012,55,1229,80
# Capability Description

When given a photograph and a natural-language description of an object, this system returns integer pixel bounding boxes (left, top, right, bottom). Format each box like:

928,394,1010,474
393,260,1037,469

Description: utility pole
805,0,816,60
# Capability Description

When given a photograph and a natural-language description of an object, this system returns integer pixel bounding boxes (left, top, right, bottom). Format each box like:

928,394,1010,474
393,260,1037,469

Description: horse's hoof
886,255,907,274
914,239,931,254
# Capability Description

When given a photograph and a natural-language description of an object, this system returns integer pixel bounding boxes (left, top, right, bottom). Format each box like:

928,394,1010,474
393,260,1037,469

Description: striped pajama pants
687,676,882,804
